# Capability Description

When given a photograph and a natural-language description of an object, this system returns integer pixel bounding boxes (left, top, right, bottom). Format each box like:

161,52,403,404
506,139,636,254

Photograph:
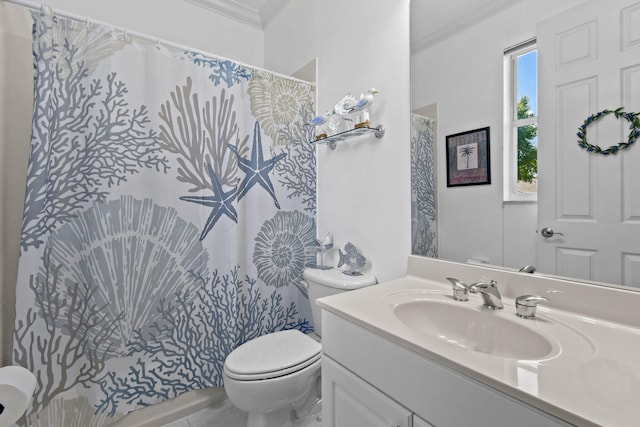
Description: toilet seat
224,330,321,381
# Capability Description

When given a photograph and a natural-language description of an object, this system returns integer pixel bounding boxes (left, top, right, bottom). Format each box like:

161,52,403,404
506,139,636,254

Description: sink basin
393,299,553,359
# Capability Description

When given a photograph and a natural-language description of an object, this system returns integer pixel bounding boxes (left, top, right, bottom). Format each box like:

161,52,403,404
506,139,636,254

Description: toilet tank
303,268,376,337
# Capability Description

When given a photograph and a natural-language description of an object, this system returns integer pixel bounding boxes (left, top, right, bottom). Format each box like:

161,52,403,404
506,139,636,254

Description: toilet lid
224,330,321,380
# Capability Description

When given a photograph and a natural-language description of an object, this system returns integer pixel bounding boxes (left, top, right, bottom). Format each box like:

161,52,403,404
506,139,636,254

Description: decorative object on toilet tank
338,242,367,276
313,232,334,270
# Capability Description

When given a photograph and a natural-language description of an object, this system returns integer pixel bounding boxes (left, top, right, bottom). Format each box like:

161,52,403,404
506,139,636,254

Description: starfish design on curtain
180,164,238,240
228,121,287,209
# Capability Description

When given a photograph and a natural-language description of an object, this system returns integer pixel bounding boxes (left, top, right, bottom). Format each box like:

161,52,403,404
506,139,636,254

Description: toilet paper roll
0,366,36,427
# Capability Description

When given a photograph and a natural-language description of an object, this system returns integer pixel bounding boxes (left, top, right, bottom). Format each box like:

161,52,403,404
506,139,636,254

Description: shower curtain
411,114,437,257
12,10,316,426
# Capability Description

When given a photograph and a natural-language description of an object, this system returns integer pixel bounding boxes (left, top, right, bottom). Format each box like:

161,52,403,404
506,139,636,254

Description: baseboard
109,387,227,427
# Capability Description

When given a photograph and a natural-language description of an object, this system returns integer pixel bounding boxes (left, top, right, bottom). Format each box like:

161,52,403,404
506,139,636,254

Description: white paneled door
537,0,640,286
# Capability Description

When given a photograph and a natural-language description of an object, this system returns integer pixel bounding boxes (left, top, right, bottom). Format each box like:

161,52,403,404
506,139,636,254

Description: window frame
503,38,537,203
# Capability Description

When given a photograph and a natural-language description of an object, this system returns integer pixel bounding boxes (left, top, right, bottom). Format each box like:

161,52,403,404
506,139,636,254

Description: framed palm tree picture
445,127,491,187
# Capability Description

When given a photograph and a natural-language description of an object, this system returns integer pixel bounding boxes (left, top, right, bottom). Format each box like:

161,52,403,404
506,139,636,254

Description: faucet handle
445,277,469,302
515,295,549,319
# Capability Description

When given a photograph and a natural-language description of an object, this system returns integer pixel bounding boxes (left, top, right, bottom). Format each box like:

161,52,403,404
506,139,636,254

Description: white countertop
317,256,640,427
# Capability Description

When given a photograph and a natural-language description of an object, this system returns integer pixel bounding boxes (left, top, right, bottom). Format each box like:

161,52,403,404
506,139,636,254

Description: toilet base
247,390,322,427
246,408,293,427
224,346,321,427
244,388,321,427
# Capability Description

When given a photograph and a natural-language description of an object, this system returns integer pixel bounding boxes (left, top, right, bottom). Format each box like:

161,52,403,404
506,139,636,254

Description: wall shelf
313,124,385,150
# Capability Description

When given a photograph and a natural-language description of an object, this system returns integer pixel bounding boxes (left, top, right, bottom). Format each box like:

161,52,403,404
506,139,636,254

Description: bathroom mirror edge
409,0,640,292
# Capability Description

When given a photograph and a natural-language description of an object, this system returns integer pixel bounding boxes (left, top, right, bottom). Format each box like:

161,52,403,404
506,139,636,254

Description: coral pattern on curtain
13,10,316,426
411,114,437,257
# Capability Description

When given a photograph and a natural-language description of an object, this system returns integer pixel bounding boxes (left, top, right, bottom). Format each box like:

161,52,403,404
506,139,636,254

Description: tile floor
162,399,322,427
162,399,247,427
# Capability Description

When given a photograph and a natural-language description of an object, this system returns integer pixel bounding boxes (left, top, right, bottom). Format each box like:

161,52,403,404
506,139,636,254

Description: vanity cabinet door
322,356,412,427
413,415,435,427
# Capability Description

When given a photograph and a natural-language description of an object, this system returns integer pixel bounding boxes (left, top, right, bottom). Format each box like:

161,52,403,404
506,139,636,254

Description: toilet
223,267,377,427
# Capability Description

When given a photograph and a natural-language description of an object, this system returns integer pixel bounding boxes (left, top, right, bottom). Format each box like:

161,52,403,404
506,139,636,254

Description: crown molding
182,0,262,29
411,0,524,54
260,0,290,29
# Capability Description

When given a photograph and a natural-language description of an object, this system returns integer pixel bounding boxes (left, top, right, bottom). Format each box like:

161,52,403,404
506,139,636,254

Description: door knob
540,227,564,238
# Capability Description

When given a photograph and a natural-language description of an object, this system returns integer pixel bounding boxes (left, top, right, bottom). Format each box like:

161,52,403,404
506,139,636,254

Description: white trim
260,0,290,29
109,388,227,427
504,37,536,55
411,0,526,53
182,0,262,29
503,41,538,202
181,0,291,31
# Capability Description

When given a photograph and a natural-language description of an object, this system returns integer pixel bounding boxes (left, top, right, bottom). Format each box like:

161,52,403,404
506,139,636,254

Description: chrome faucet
445,277,469,301
518,264,536,274
468,280,503,310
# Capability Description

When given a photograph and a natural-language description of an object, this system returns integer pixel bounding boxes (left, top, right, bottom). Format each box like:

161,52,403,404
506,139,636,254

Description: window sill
503,198,537,205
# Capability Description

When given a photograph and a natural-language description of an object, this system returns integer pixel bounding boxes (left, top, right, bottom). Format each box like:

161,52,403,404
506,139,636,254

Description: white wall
0,0,264,366
411,0,583,269
0,3,33,366
264,0,412,282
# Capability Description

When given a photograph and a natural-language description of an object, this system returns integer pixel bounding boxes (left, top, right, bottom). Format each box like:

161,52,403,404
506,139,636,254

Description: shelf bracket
314,124,386,150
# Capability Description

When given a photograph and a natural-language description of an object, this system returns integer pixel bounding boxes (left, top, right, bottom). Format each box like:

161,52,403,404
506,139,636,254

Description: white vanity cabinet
322,357,412,427
321,310,572,427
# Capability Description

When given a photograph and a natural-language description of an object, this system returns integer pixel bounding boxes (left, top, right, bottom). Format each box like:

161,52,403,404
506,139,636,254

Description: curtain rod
2,0,314,87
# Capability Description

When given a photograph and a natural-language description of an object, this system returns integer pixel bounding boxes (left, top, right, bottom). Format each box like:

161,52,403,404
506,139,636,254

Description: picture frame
445,127,491,187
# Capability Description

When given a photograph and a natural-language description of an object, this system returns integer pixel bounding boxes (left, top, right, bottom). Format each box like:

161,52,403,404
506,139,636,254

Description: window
504,39,537,201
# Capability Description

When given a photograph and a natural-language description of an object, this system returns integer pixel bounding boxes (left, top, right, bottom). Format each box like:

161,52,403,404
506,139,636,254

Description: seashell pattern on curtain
12,10,316,426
